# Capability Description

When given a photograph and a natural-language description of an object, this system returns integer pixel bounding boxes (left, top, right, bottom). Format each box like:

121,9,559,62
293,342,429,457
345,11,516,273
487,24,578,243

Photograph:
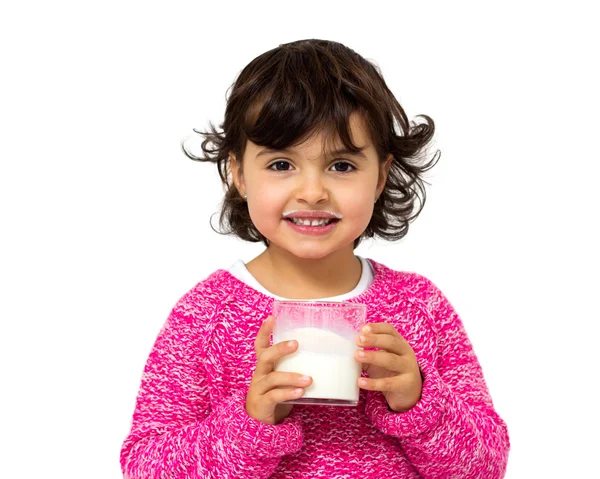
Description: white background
1,1,598,478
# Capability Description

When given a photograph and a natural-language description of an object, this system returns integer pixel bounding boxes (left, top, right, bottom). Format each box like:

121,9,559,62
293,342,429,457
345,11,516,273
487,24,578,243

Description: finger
254,339,299,377
357,331,413,357
264,385,306,406
361,322,401,338
254,316,275,357
355,349,412,374
253,371,312,396
358,375,401,392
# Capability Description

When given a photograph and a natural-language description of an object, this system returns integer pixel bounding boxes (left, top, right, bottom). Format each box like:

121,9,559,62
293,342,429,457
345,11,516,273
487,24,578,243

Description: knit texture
120,259,510,478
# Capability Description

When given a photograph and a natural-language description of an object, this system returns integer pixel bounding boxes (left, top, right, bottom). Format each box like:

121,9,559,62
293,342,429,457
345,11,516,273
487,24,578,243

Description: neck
246,245,362,299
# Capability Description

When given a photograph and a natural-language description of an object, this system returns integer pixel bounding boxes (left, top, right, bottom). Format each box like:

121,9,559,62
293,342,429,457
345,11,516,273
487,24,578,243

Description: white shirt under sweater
227,255,374,301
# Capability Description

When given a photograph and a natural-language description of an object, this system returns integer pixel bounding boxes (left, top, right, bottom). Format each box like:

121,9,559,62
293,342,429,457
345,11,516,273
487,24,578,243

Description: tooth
302,219,311,226
311,220,320,226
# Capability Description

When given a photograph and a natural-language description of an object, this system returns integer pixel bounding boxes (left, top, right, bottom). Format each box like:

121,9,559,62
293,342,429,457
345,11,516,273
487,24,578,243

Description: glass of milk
272,300,367,406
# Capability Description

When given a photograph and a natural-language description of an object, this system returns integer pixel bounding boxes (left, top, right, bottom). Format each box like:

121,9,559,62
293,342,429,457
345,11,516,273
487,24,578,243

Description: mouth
284,217,340,227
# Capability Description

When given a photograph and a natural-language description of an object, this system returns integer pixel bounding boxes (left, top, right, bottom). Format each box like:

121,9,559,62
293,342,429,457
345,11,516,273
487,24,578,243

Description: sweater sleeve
120,288,304,479
364,275,510,478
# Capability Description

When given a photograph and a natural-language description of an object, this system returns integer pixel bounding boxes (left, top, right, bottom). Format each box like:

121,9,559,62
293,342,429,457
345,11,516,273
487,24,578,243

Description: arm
364,275,510,478
120,289,303,479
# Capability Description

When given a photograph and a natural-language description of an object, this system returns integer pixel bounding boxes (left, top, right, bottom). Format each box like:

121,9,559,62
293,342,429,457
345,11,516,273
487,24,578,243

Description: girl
120,39,510,478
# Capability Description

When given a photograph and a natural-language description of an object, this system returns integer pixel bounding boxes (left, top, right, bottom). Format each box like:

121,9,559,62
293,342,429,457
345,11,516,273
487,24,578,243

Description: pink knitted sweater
120,259,509,478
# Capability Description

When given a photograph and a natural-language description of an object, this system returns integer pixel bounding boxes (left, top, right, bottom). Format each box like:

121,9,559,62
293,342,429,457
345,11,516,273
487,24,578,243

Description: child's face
231,112,392,260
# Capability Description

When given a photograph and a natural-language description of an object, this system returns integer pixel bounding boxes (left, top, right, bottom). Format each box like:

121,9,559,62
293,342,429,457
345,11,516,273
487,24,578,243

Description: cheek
339,184,375,216
247,185,287,228
249,200,279,219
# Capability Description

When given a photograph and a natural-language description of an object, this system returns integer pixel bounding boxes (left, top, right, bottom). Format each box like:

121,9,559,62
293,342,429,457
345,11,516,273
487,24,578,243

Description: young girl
120,39,510,478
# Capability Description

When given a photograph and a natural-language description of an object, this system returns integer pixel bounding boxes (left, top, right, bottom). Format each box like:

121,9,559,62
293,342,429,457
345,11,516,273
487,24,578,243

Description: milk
274,327,361,403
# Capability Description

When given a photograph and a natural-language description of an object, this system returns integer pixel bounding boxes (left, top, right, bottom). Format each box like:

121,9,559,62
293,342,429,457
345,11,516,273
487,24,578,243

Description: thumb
254,315,274,357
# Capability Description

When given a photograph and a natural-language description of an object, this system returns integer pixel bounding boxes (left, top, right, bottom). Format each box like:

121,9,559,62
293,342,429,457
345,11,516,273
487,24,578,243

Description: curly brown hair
182,39,440,249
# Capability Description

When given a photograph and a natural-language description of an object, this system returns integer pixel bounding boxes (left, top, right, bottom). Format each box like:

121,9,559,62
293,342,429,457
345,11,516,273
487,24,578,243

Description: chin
288,250,332,260
282,241,355,261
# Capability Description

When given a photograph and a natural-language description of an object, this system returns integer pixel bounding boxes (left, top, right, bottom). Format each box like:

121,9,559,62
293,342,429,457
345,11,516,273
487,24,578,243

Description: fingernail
294,388,303,396
362,325,371,333
359,335,366,343
357,351,366,358
359,379,368,386
301,375,311,382
287,340,296,348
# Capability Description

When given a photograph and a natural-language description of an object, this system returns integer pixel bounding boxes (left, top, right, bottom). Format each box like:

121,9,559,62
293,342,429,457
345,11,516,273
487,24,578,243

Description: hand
355,322,423,412
246,315,313,425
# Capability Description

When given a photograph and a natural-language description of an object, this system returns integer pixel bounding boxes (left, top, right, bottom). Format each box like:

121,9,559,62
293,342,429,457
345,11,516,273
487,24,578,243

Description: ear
229,153,246,197
376,154,394,198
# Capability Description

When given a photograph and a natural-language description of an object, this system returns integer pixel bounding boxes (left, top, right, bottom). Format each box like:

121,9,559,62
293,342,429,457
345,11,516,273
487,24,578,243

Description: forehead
246,111,374,158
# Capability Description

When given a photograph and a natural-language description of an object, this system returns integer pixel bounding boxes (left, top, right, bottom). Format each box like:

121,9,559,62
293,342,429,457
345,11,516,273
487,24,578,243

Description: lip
283,217,339,236
282,210,343,220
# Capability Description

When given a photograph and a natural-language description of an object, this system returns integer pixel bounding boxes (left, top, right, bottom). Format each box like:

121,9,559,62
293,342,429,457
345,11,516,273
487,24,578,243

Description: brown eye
331,161,355,173
269,161,292,171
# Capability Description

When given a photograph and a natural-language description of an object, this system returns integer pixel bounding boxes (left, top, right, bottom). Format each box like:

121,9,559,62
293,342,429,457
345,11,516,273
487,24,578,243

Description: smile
284,217,340,236
288,217,335,227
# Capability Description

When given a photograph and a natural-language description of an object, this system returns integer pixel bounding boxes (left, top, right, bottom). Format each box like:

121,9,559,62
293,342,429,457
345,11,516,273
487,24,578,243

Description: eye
267,160,355,173
268,160,293,171
330,161,355,173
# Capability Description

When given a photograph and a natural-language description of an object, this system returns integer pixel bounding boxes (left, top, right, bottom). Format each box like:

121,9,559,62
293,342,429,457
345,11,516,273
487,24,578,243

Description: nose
295,170,329,205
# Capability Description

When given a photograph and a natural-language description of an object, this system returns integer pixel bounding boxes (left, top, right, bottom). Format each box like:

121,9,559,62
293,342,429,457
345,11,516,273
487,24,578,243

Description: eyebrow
256,147,368,160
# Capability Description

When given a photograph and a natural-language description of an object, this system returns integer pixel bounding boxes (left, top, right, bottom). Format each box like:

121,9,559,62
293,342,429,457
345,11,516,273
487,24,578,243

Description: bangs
237,49,380,158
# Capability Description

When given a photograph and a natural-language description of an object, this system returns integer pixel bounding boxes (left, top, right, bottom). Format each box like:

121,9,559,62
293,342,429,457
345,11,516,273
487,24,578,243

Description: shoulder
173,269,234,310
368,258,442,305
169,267,268,332
167,269,242,330
368,259,462,338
